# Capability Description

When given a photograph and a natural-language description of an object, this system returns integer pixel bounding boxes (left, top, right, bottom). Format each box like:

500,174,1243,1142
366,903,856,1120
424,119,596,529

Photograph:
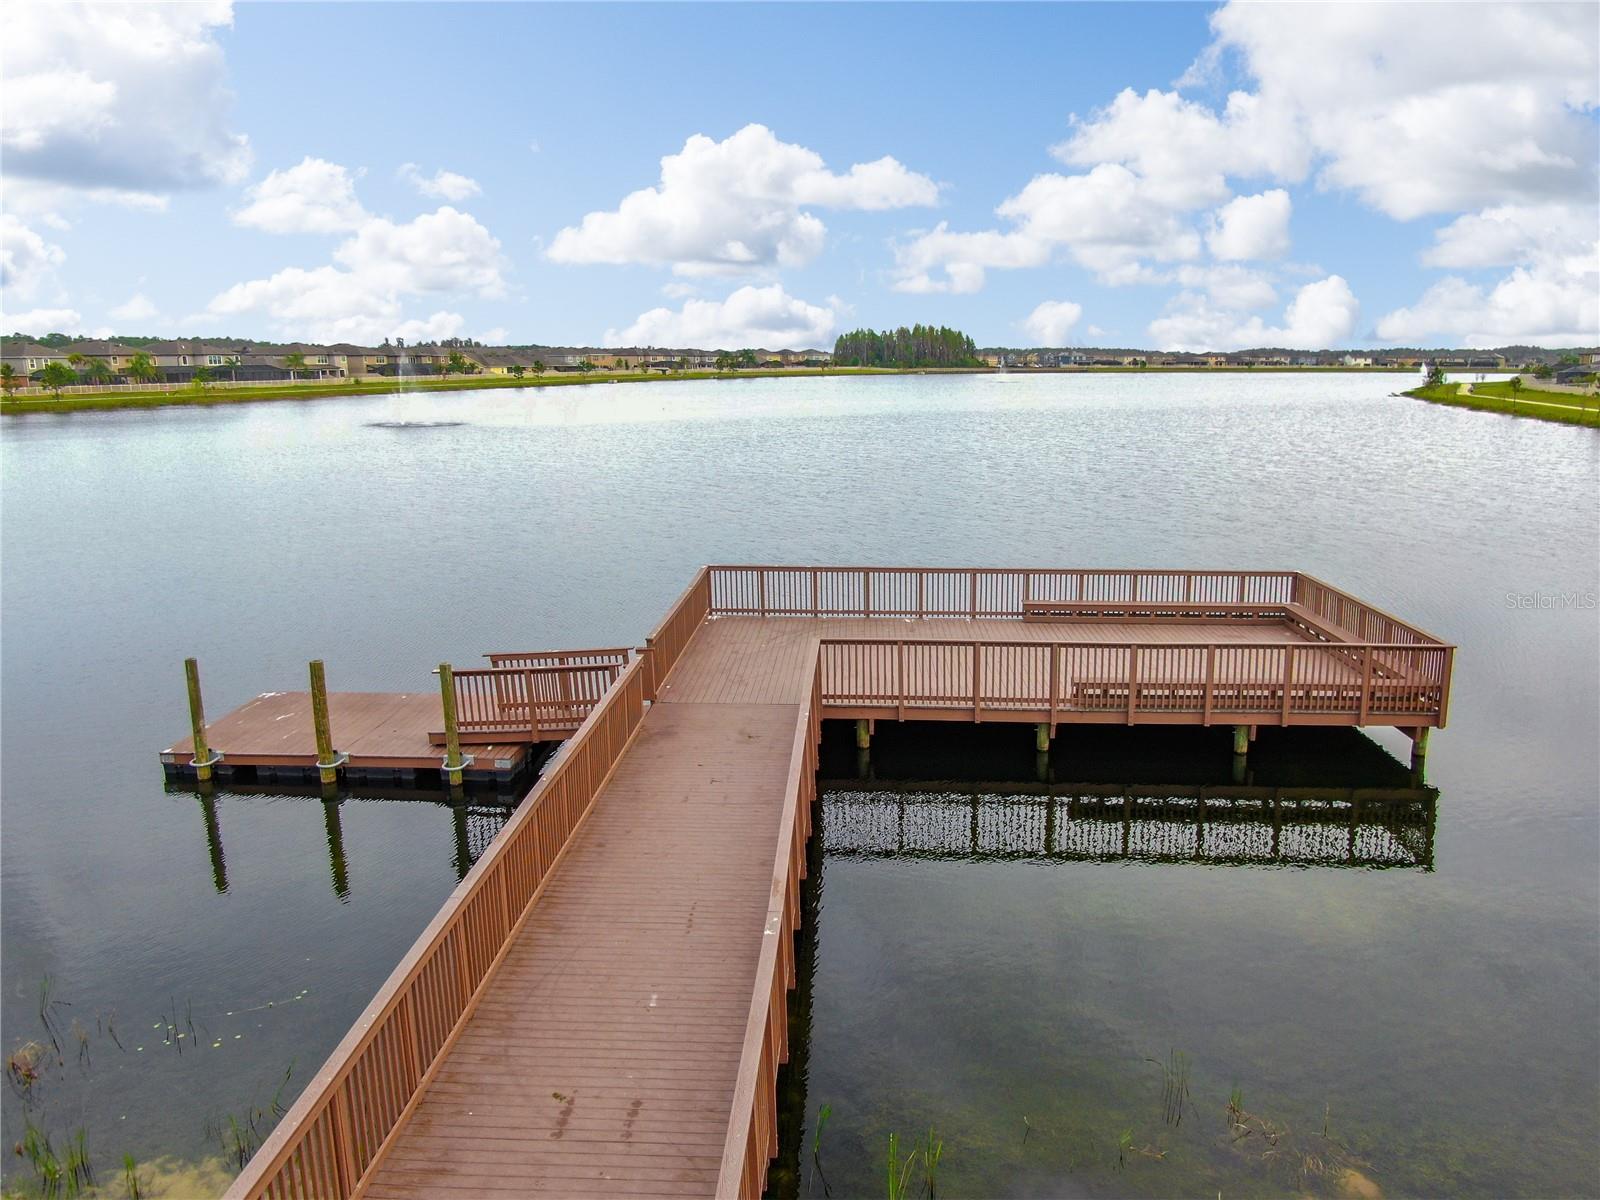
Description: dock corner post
184,657,215,783
438,662,465,788
1410,726,1430,780
855,718,871,750
309,659,339,790
1232,723,1249,757
1035,722,1051,753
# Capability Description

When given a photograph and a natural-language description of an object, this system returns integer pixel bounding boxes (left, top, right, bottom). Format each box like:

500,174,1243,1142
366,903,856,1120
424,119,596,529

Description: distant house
468,348,541,375
62,339,141,374
1,338,68,379
1553,365,1595,386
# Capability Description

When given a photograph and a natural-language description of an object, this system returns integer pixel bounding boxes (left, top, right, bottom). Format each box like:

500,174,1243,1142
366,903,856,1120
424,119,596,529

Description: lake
2,372,1596,1197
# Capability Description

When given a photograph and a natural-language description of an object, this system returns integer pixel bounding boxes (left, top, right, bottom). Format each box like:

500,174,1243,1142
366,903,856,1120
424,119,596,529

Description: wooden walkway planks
360,697,806,1198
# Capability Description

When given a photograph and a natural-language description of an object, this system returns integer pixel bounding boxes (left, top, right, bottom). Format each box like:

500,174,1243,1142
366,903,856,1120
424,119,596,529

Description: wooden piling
855,719,871,750
439,663,465,786
309,659,338,787
1035,722,1050,753
185,657,215,782
1232,724,1249,756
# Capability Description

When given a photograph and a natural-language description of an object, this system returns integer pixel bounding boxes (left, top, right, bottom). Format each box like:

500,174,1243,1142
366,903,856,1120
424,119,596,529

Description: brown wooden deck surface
353,613,1329,1196
162,691,534,771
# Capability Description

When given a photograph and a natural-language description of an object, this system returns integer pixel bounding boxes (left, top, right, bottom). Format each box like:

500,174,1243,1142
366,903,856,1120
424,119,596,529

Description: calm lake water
2,373,1596,1197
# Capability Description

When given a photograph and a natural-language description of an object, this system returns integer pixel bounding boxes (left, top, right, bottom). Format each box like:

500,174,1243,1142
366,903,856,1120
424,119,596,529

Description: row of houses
0,338,835,386
980,349,1526,370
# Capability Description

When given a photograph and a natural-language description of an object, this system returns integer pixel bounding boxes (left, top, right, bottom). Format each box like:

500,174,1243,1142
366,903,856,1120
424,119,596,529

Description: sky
2,1,1597,352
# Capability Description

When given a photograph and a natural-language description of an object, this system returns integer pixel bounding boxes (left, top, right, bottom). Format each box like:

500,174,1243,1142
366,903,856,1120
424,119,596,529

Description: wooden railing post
896,640,906,722
1358,646,1372,724
971,642,982,721
526,669,539,740
1203,644,1216,723
1127,646,1138,721
1047,644,1059,732
811,568,819,617
1280,647,1294,723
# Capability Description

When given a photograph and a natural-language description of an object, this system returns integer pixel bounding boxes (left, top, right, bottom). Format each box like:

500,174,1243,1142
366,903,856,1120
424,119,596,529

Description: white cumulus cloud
1022,300,1084,345
605,284,838,348
0,307,83,334
205,205,506,343
1205,190,1291,261
2,2,250,198
234,158,369,234
110,292,159,322
551,124,938,277
1149,275,1359,351
1,213,67,303
398,163,483,203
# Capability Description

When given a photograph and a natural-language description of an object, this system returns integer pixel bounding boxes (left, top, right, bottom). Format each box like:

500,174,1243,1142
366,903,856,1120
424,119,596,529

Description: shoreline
2,363,1417,416
1401,382,1599,428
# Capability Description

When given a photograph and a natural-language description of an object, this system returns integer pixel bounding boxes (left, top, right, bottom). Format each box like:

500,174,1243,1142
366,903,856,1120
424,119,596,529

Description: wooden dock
222,567,1453,1199
161,651,633,787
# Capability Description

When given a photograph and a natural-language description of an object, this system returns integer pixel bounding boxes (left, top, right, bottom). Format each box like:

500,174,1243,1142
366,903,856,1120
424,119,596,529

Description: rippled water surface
2,373,1596,1196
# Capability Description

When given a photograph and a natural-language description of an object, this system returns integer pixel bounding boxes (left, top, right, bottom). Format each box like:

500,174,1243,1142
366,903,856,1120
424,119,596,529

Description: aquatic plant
122,1153,142,1199
1146,1049,1192,1126
1117,1128,1133,1169
12,1121,92,1199
809,1103,833,1196
885,1133,919,1200
919,1127,943,1198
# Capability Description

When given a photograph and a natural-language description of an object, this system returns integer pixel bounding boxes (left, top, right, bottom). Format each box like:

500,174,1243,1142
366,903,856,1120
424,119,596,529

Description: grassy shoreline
1402,382,1600,428
1,364,1419,415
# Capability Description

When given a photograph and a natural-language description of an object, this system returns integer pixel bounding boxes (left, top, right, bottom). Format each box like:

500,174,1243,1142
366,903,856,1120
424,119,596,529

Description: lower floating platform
159,690,540,788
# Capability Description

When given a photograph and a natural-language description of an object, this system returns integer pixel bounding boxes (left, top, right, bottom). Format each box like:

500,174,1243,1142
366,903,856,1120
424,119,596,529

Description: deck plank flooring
361,698,802,1198
362,613,1342,1198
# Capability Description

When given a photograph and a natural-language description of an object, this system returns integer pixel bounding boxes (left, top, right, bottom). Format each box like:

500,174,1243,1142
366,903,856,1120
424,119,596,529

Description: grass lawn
1404,383,1600,428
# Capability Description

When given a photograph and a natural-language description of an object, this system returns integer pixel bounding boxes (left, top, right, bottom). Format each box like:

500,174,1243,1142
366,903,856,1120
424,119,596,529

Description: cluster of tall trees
832,325,979,369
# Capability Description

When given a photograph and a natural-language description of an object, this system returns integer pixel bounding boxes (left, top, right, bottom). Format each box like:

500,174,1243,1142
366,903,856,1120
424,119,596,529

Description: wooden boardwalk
225,568,1452,1200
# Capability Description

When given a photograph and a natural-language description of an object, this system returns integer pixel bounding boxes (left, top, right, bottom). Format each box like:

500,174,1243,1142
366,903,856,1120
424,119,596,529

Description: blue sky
3,2,1596,350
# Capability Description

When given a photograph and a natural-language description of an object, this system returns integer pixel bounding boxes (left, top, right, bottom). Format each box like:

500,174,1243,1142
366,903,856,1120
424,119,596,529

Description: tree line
832,325,979,369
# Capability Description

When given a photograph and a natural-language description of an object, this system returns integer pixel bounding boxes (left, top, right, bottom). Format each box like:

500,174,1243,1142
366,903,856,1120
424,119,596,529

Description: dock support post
855,719,871,750
1409,726,1430,782
439,663,465,788
309,659,339,790
1232,753,1248,785
1035,722,1050,753
1232,724,1249,756
1035,750,1050,784
184,657,216,783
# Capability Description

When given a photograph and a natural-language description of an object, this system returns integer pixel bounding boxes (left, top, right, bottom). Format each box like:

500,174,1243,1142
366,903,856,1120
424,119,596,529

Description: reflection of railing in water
820,784,1437,869
171,784,516,897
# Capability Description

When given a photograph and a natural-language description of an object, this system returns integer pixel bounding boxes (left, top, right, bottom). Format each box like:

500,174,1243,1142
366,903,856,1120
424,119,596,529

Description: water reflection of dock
170,783,514,897
820,784,1437,869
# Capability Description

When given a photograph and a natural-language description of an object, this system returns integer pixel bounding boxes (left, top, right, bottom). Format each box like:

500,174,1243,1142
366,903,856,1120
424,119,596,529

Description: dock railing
716,655,821,1198
224,657,651,1200
450,661,626,739
818,638,1452,724
708,566,1302,619
641,566,713,698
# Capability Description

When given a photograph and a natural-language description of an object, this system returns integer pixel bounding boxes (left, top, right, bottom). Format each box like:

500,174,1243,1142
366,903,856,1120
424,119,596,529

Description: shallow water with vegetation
2,373,1595,1196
